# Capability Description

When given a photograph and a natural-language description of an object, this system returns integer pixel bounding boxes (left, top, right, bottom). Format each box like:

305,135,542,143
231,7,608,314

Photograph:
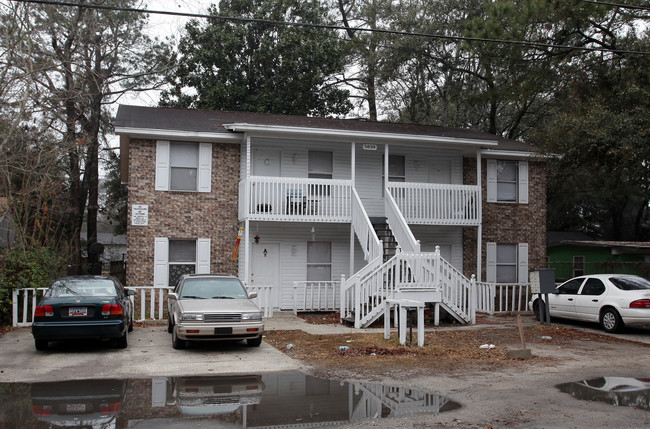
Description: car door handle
568,298,573,301
592,299,599,302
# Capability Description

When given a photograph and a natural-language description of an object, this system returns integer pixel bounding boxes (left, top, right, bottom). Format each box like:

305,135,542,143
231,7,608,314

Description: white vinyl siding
486,242,529,283
486,159,528,204
153,237,210,287
155,140,212,192
238,223,361,309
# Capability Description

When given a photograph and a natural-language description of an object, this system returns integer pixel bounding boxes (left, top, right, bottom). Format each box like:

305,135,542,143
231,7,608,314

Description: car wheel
116,329,128,349
172,326,186,350
34,339,48,351
600,308,623,333
128,315,134,332
167,315,173,333
247,337,262,347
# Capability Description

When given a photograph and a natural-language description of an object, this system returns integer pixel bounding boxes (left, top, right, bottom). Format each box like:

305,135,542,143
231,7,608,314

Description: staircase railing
436,249,474,323
385,190,420,252
351,188,383,262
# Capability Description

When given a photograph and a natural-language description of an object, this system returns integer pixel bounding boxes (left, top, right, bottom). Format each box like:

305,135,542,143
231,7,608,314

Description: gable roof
114,105,538,153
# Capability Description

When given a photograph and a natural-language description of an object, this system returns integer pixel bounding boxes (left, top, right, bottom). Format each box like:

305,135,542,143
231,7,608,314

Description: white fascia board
224,123,499,147
114,126,243,143
481,149,545,159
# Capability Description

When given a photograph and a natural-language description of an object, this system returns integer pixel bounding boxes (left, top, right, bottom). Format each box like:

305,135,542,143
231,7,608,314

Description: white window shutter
518,243,529,284
197,238,211,273
486,242,497,282
153,237,169,287
155,141,170,191
198,143,212,193
518,161,528,204
486,159,497,203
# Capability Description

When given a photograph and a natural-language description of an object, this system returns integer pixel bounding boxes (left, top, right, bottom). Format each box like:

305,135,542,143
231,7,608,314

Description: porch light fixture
254,234,260,244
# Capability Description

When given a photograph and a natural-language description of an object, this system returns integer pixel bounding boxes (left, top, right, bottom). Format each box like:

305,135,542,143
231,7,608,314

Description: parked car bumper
32,320,126,340
619,308,650,326
175,322,264,341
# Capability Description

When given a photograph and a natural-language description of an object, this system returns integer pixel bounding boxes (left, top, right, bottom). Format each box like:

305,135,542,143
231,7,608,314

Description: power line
11,0,650,55
581,0,650,12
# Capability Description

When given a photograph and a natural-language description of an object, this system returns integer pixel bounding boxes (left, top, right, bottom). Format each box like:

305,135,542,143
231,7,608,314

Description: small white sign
131,204,149,226
362,144,377,151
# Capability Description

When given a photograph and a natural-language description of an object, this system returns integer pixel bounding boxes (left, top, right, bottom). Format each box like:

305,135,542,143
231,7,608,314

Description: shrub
0,247,66,326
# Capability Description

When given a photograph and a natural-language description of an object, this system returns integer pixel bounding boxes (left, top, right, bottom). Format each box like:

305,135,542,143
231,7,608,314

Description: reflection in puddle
0,371,460,428
557,377,650,410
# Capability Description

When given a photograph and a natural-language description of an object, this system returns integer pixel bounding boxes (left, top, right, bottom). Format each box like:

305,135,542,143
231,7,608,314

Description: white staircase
341,188,476,329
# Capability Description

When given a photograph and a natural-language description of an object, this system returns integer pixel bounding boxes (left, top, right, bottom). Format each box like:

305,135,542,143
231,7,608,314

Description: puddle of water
0,371,459,428
556,377,650,411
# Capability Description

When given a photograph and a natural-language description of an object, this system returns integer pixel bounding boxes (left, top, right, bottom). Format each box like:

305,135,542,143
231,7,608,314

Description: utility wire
11,0,650,55
581,0,650,12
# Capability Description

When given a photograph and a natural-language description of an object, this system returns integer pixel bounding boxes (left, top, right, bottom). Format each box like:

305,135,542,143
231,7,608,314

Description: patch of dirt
264,323,629,378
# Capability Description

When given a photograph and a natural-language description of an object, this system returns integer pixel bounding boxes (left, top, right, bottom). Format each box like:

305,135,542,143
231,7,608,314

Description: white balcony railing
240,176,352,222
388,183,481,225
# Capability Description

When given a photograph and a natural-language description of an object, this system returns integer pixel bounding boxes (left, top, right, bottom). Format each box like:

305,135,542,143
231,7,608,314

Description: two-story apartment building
115,105,546,327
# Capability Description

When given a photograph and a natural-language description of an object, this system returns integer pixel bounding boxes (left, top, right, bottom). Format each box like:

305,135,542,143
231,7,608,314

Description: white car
530,274,650,332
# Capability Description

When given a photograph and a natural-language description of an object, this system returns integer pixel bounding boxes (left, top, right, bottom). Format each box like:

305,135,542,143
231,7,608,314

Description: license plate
67,403,86,413
214,327,232,335
69,307,87,317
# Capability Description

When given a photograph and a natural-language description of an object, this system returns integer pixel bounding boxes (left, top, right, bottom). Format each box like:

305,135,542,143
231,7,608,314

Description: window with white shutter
153,237,211,287
155,141,212,192
486,159,528,204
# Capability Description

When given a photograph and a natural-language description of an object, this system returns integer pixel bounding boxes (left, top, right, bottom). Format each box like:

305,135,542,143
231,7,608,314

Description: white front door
250,243,281,308
429,159,452,184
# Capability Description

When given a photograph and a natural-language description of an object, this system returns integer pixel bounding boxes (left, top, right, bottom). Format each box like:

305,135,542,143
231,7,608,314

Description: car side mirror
248,292,258,299
168,292,178,301
127,289,136,296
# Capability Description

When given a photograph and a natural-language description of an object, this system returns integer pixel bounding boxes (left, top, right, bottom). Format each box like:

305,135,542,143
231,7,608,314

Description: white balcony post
470,274,477,324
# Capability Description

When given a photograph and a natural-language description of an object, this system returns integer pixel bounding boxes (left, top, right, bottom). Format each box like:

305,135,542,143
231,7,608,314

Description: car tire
167,315,173,333
34,339,48,351
172,326,186,350
600,308,623,333
116,329,128,349
128,315,134,332
247,337,262,347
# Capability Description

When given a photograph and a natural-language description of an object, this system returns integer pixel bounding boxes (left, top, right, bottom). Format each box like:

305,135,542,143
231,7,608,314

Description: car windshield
180,278,248,299
609,276,650,291
46,279,117,297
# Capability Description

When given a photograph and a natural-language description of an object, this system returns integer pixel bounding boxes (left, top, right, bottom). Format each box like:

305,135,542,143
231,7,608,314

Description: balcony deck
239,177,481,226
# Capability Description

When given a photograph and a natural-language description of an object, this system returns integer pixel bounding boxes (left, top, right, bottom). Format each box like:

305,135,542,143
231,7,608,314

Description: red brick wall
126,138,240,286
463,158,547,280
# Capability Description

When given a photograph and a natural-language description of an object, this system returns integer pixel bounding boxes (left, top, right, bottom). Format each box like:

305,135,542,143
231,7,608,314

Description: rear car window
609,276,650,291
47,279,117,297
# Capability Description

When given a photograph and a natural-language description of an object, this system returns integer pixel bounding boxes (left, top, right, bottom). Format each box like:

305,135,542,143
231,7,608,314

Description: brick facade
462,158,547,280
126,139,240,286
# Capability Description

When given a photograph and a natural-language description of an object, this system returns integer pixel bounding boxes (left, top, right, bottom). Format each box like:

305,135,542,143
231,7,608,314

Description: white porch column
384,144,389,192
476,151,482,282
246,134,251,177
244,219,250,285
350,142,356,277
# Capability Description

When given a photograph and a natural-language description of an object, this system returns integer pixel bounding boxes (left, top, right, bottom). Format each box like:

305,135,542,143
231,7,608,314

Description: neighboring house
548,231,650,281
114,105,547,327
0,197,17,248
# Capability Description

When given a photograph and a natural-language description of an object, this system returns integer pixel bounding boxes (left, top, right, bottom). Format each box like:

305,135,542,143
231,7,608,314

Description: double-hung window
487,159,528,203
308,151,333,198
486,242,528,284
155,140,212,192
154,238,211,287
307,242,331,282
308,151,333,179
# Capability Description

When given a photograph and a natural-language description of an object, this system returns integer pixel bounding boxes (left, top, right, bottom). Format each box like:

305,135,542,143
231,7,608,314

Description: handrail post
339,275,346,322
293,282,298,315
354,277,361,329
12,289,18,328
470,274,476,324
